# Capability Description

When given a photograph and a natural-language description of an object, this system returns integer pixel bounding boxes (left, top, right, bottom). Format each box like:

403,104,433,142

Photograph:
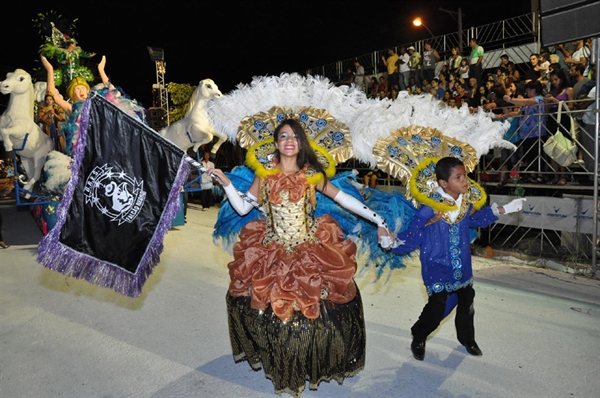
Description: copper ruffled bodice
228,171,358,322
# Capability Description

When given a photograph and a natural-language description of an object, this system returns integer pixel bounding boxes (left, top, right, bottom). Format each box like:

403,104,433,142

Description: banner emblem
84,164,146,225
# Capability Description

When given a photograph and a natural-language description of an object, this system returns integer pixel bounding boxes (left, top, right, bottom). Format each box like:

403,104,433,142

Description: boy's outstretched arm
469,198,526,228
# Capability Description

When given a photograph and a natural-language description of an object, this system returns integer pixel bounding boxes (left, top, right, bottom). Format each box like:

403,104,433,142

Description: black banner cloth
37,93,191,297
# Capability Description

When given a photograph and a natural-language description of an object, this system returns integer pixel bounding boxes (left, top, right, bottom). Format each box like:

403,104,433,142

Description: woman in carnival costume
208,117,399,396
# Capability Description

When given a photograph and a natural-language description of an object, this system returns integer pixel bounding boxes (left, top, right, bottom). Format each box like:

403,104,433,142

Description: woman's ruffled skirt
226,215,365,395
227,289,365,397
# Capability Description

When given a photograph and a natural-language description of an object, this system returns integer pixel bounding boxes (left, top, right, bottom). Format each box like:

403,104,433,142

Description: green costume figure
39,23,96,87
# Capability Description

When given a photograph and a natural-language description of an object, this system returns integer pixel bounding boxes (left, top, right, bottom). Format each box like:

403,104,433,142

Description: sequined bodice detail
263,188,319,251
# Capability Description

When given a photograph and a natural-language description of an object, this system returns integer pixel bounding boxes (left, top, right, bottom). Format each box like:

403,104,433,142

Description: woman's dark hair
273,119,328,183
435,157,464,182
549,69,569,96
525,80,543,95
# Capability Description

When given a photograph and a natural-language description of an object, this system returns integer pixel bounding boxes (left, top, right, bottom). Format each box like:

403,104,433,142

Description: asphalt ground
1,202,599,398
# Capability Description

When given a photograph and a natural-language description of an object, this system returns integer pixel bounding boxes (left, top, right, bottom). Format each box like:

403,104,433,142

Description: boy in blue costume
392,157,525,361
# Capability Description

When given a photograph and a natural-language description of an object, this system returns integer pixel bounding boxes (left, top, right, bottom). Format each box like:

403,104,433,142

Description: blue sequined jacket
392,204,498,296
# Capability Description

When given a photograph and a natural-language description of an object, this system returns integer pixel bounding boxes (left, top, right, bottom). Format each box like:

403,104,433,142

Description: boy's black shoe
411,339,426,360
461,340,483,356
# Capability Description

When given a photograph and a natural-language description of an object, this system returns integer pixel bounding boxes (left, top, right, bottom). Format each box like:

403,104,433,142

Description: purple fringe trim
37,93,191,297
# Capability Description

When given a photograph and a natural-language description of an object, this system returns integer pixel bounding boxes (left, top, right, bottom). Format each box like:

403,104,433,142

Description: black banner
38,93,190,297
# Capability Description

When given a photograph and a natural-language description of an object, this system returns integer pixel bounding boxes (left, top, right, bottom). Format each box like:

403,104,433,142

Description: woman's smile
277,125,301,154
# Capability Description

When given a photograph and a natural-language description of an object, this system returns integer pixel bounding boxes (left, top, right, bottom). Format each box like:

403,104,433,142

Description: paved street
1,202,599,398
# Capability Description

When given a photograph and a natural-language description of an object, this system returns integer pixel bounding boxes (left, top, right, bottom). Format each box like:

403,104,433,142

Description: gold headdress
205,73,369,183
373,125,485,211
240,106,353,185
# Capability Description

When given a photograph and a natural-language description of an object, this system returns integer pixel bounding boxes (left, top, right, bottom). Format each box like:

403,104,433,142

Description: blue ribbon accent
186,131,196,144
14,133,29,151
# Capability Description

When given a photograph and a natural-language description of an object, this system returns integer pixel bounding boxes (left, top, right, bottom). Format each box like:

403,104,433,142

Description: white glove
222,183,258,216
334,190,400,248
502,198,526,214
334,190,388,228
379,235,405,249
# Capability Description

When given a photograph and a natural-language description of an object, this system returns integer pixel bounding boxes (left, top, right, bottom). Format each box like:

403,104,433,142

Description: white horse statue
160,79,227,154
0,69,53,193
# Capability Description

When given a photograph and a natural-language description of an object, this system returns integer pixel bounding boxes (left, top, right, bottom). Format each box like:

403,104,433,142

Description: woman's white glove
502,198,526,214
333,190,401,248
222,183,258,216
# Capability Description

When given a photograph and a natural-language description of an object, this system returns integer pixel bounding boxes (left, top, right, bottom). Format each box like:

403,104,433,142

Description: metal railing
306,13,539,84
477,98,597,270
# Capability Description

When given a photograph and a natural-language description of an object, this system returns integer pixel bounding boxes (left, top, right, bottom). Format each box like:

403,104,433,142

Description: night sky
3,1,529,108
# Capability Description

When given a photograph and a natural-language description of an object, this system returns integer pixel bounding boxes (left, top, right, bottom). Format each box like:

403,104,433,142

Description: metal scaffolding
147,47,169,126
307,13,538,82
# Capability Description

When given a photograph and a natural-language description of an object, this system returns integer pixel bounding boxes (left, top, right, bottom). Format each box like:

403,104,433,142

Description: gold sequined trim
408,157,487,212
373,125,477,185
240,107,350,181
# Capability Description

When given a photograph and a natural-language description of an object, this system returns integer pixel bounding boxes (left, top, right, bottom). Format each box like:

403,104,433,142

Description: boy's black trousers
411,285,476,344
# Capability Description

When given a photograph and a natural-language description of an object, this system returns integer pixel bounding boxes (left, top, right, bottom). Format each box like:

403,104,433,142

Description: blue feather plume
357,186,418,278
212,166,262,252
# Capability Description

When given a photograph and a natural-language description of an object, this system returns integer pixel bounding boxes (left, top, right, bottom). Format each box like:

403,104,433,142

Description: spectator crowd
337,37,596,187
